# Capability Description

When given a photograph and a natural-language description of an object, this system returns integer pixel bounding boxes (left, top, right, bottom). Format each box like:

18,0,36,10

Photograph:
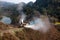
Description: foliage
33,0,60,21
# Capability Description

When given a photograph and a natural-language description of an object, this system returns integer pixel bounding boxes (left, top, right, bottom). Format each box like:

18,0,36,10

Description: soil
0,22,60,40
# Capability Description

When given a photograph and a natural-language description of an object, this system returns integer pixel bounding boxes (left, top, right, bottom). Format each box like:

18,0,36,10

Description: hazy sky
0,0,36,4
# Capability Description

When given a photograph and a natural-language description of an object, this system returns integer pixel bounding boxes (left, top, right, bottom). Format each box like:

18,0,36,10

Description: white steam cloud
17,2,51,33
17,2,26,24
24,16,51,33
0,16,11,24
19,12,26,24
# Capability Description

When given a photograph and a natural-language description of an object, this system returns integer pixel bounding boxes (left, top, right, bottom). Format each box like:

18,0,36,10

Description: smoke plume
19,12,26,24
24,16,51,33
0,16,11,24
17,2,26,24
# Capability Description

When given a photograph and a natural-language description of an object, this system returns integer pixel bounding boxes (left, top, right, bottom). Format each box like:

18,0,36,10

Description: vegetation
0,0,60,40
0,0,60,24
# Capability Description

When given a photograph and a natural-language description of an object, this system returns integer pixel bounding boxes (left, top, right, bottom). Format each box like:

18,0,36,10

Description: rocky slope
0,22,60,40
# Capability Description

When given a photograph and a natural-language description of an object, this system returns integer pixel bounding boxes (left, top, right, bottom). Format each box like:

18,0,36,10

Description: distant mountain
0,1,16,7
0,1,18,20
27,2,34,7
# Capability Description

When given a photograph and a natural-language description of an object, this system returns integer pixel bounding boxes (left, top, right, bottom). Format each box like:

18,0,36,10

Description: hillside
0,22,60,40
0,1,15,7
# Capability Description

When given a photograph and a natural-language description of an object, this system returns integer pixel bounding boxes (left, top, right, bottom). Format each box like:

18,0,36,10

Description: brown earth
0,22,60,40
